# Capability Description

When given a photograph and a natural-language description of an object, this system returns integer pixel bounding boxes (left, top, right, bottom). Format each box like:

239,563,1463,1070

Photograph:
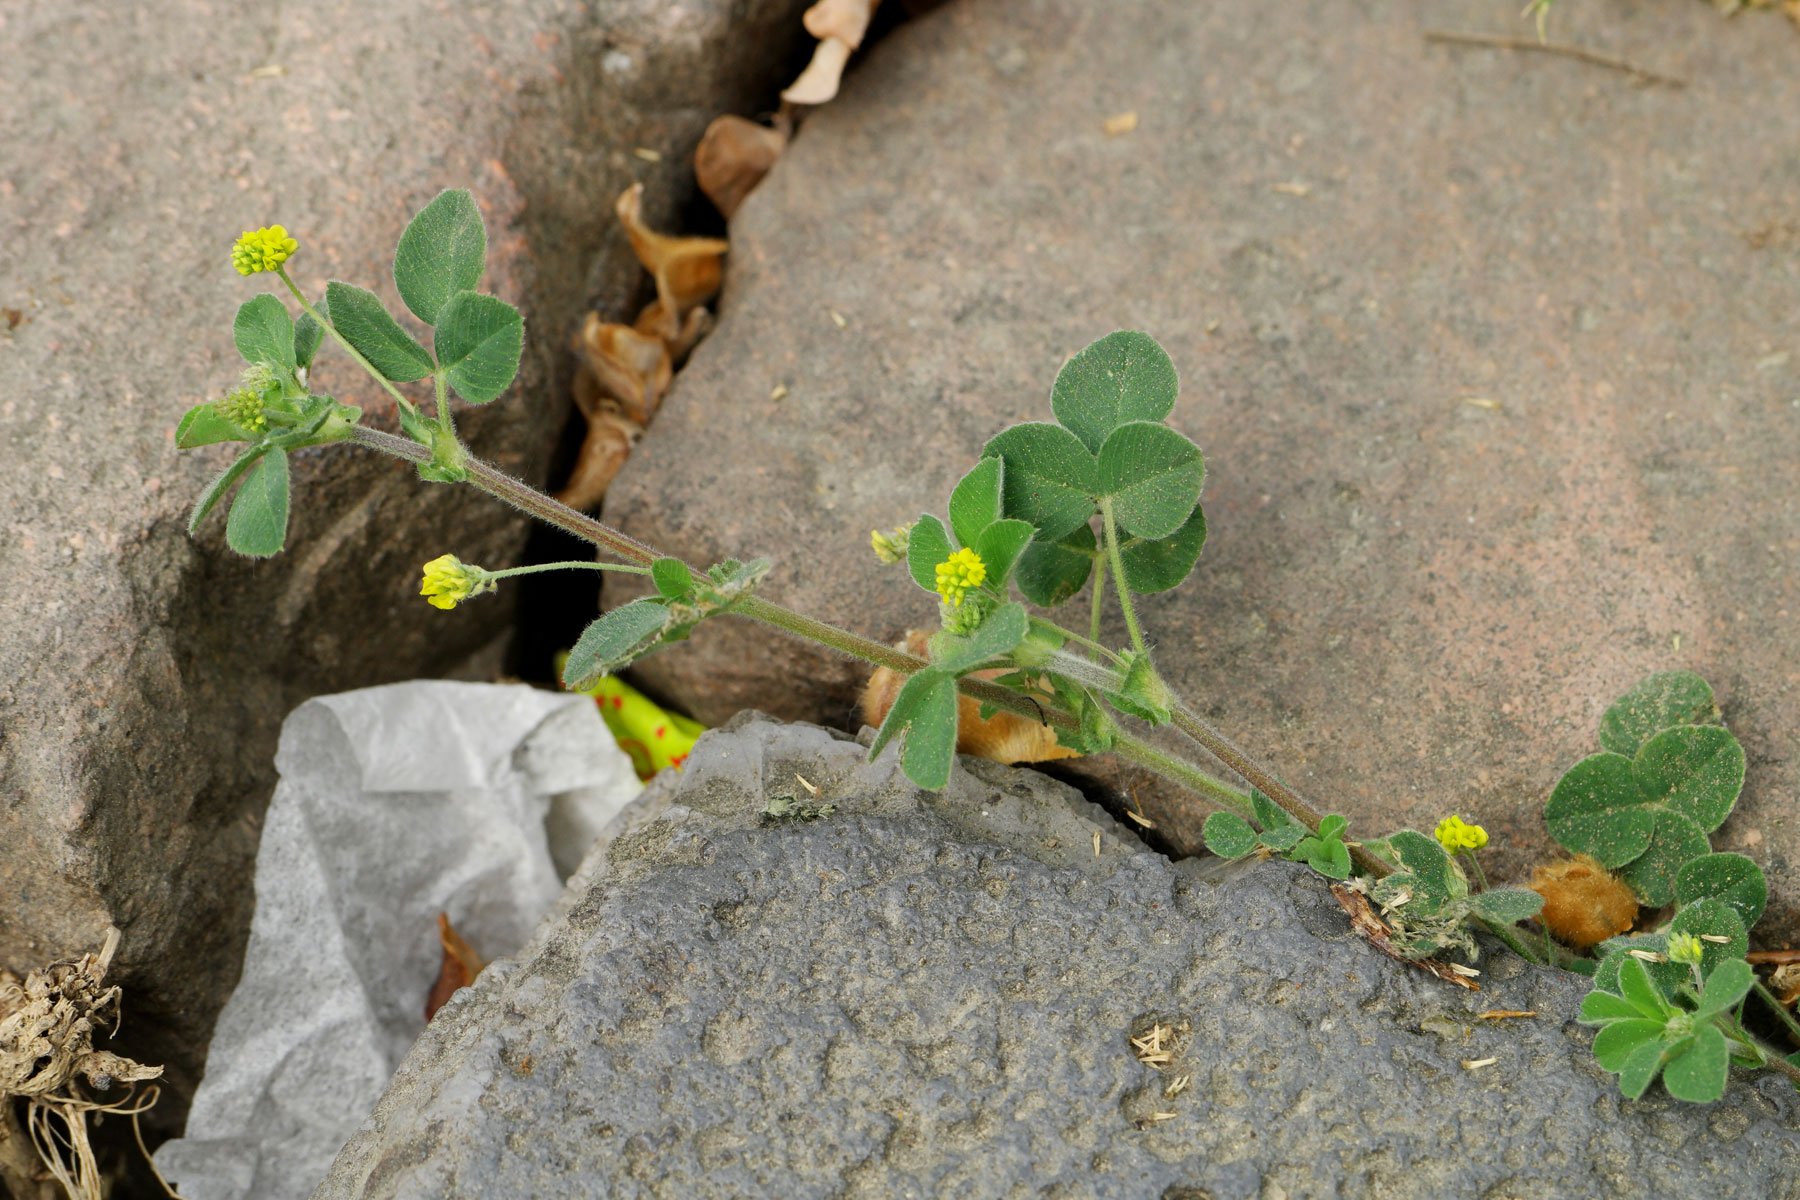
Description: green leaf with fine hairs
294,295,329,370
1385,830,1454,905
1599,671,1719,757
1674,853,1767,928
907,514,953,593
949,456,1003,549
1050,330,1179,453
651,557,694,600
189,446,267,534
324,282,434,382
1546,752,1651,867
928,602,1029,675
1693,958,1754,1019
1616,1038,1666,1101
1118,502,1207,594
435,292,523,403
224,446,290,557
1203,811,1258,859
1250,788,1298,833
1467,887,1545,925
1259,823,1305,852
176,403,251,449
394,188,488,325
562,599,669,690
1615,955,1676,1020
1616,813,1712,908
1592,936,1668,996
1292,819,1352,880
233,293,296,371
1014,522,1095,607
974,519,1035,590
1591,1019,1666,1071
1635,725,1744,835
1546,725,1744,904
1579,989,1647,1025
1660,1025,1728,1103
982,422,1098,542
1095,422,1205,541
868,668,958,792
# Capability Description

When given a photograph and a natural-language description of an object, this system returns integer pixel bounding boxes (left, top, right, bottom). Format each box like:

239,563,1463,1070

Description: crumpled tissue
153,681,641,1200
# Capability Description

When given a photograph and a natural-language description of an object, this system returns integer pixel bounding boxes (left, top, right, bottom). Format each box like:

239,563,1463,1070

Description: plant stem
350,429,1291,839
486,560,650,580
350,426,660,566
1753,980,1800,1043
1169,701,1391,879
1477,918,1544,966
277,268,418,417
1089,552,1108,648
1748,1033,1800,1088
433,369,456,439
1046,620,1122,665
1099,500,1148,657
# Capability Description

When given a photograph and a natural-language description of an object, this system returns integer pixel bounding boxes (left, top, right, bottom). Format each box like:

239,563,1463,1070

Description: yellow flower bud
1667,932,1704,966
870,524,912,565
418,554,491,611
215,387,267,434
231,224,299,276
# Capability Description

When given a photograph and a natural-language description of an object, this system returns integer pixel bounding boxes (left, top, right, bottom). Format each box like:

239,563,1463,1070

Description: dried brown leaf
695,115,789,219
572,313,671,426
554,407,643,512
425,913,486,1022
1330,883,1480,991
634,300,713,363
803,0,879,48
782,37,854,105
615,183,729,318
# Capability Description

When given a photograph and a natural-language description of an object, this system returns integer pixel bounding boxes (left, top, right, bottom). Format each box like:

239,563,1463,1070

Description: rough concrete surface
318,716,1800,1199
0,0,809,1130
605,0,1800,937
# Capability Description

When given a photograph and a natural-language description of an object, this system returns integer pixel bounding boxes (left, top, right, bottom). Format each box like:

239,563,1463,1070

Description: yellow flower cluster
418,554,489,610
231,224,299,276
1434,814,1488,853
934,547,987,608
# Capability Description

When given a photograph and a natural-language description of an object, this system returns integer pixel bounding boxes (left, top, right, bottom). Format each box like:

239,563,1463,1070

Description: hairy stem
1099,500,1147,657
277,268,417,416
1089,552,1108,648
1476,917,1544,966
1169,701,1391,879
486,560,650,580
1753,980,1800,1043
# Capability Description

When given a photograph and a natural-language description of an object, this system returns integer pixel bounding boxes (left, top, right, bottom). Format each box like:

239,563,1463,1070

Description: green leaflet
1050,330,1179,453
434,291,523,404
394,188,488,325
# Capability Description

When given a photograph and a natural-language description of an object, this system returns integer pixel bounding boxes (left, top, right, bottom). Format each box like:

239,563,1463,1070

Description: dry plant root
0,929,174,1199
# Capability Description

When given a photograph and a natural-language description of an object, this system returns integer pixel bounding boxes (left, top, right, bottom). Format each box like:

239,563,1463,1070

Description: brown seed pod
1528,854,1640,951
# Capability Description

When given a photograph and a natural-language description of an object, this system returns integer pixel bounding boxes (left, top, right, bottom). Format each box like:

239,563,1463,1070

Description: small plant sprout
178,194,1800,1106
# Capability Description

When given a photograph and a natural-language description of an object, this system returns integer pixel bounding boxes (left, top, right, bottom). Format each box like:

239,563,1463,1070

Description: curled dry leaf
782,37,855,105
861,630,1080,766
804,0,878,47
615,183,729,319
424,913,487,1022
695,114,789,219
634,299,714,363
555,406,642,513
572,313,670,426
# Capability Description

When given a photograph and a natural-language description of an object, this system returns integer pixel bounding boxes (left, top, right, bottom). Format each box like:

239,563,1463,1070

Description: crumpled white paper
153,681,641,1200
